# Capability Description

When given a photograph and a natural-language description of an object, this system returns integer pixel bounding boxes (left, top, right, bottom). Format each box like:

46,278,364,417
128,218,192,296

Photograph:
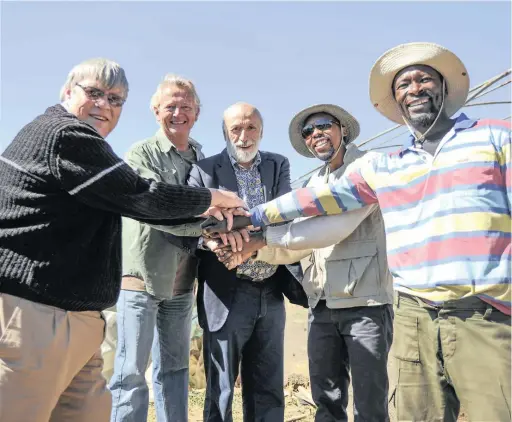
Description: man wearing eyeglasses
0,59,245,422
214,104,394,421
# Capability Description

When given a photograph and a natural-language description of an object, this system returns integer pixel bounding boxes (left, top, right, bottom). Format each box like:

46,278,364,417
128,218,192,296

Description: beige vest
300,144,393,309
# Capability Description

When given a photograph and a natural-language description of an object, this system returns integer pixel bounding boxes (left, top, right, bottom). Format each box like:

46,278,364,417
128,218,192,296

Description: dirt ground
147,300,468,422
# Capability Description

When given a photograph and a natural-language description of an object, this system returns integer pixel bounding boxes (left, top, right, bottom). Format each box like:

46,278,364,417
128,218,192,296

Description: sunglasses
301,118,340,139
76,83,126,108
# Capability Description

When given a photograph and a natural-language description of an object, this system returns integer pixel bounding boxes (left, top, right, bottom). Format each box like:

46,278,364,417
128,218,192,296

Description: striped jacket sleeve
250,153,380,227
48,123,211,223
494,122,511,213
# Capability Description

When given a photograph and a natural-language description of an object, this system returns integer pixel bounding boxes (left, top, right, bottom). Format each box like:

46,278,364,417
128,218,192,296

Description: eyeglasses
301,118,340,139
76,83,126,108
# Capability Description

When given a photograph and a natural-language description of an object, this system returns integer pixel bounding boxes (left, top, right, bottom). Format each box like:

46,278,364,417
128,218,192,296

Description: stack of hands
200,189,266,270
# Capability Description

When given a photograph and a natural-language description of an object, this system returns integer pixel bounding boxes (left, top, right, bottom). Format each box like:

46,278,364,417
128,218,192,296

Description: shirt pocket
324,241,380,298
159,168,178,184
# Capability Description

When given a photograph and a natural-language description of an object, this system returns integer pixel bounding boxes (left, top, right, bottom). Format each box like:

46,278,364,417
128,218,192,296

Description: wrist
208,188,218,207
262,229,267,245
250,231,265,248
244,233,265,259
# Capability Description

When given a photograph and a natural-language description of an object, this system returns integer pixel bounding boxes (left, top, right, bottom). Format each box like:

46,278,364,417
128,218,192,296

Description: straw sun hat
289,104,360,158
369,42,470,124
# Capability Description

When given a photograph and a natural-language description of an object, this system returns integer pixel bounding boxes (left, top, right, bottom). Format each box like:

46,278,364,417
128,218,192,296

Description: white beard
226,140,260,164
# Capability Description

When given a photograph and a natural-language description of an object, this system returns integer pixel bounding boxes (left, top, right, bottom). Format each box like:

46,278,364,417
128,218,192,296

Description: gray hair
150,74,201,114
59,58,129,101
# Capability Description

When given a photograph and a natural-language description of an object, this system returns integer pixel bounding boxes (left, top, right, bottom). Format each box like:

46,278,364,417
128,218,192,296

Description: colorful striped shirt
251,114,511,312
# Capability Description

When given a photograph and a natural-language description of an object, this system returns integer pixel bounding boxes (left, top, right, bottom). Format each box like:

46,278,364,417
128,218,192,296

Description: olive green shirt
121,129,205,299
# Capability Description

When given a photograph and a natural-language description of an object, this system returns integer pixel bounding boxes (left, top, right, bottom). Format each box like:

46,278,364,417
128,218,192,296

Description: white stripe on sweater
0,155,46,182
69,161,125,195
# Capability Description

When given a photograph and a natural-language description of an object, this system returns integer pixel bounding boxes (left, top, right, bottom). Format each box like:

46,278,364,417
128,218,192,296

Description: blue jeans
109,289,194,422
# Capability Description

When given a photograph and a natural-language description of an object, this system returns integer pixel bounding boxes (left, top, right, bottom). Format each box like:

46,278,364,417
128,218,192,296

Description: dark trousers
203,278,286,422
308,301,394,422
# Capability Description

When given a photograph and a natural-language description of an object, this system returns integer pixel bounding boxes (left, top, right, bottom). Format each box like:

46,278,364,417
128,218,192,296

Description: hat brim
369,42,470,124
289,104,361,158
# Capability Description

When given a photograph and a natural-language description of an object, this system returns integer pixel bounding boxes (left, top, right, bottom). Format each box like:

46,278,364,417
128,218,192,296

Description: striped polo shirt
251,114,511,312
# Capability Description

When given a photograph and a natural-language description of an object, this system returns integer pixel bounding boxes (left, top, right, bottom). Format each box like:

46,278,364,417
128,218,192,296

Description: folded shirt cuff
264,224,289,248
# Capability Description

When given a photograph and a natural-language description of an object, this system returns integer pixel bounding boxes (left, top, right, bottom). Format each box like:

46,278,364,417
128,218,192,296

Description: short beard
403,90,442,130
314,145,336,162
226,140,259,164
408,111,438,129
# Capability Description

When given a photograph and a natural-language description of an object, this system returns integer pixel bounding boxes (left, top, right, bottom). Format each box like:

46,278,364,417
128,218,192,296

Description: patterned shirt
250,114,511,313
229,152,278,281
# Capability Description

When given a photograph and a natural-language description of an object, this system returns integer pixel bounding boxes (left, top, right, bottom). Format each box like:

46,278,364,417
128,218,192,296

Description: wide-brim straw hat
369,42,470,124
289,104,360,158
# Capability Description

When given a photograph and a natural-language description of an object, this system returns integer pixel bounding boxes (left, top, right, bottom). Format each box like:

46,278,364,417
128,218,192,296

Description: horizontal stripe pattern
387,236,511,269
252,114,511,310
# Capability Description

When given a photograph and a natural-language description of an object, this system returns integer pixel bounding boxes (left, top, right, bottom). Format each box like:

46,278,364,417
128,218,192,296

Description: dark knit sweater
0,105,211,311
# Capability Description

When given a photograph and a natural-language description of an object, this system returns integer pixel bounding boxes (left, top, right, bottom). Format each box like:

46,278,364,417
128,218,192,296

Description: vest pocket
324,241,380,298
301,254,321,299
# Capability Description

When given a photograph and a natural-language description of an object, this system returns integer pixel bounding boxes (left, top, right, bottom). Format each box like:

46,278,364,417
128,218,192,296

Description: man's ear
64,87,73,102
222,122,229,141
341,125,348,144
153,106,161,122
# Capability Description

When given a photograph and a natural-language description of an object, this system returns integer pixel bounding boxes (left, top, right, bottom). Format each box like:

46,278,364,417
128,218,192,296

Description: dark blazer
188,149,308,332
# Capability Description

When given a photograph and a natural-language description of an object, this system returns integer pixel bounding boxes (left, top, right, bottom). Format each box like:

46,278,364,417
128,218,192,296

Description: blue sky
1,1,510,182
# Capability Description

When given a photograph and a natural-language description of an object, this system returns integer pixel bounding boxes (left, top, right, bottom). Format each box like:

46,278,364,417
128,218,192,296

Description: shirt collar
228,150,262,170
155,128,202,154
401,112,476,155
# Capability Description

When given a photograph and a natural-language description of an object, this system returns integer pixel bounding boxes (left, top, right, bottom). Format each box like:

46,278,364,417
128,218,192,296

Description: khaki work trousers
392,292,511,422
0,293,111,422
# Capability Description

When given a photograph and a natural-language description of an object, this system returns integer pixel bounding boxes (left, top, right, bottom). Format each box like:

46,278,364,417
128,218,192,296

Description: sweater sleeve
48,123,211,223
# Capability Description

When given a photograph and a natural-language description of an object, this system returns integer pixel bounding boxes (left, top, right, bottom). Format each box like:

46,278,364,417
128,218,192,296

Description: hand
201,215,253,236
201,208,251,247
202,236,224,253
221,251,254,270
203,206,250,222
208,189,248,210
223,229,250,252
202,228,250,254
216,232,265,261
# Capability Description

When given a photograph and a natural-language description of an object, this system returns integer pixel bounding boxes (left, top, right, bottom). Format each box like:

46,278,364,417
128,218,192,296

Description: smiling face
63,78,125,138
153,86,199,140
303,112,344,162
393,64,446,129
223,103,263,165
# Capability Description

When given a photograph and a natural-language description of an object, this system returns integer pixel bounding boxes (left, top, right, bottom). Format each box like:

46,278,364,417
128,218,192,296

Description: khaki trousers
0,293,111,422
392,292,511,422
